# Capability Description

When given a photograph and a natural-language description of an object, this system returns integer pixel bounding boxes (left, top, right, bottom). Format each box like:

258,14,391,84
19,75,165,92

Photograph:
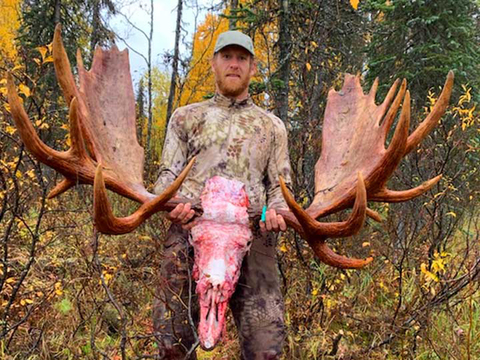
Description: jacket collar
212,92,254,109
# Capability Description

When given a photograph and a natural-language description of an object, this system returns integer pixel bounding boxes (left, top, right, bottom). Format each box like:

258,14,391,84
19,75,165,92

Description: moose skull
190,176,253,350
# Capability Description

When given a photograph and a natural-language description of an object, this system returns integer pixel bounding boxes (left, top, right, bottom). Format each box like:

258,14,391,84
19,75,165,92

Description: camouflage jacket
153,93,292,211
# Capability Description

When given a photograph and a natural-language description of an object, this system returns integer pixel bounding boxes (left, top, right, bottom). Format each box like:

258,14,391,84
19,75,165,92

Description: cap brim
215,42,254,56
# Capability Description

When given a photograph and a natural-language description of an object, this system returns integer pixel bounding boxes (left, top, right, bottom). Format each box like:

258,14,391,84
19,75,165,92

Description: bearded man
153,31,292,360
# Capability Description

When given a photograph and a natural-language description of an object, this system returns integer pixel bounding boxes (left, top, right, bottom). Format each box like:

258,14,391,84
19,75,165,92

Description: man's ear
210,55,217,73
250,58,257,77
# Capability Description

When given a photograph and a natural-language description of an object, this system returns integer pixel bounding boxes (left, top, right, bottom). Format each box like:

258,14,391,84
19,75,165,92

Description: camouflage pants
153,224,286,360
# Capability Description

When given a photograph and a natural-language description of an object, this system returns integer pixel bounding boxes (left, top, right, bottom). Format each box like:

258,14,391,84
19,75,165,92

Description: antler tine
381,79,407,137
53,24,98,161
370,174,442,202
366,208,382,222
6,73,69,165
404,70,454,155
94,157,197,235
307,240,373,269
52,24,77,106
370,90,411,190
368,77,379,99
67,97,87,157
76,48,84,70
386,90,411,153
379,78,400,112
47,96,92,198
48,179,75,199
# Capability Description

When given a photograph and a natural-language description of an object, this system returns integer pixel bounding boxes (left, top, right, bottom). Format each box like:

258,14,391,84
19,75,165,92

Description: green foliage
55,298,73,315
19,0,116,66
249,79,267,95
365,0,480,100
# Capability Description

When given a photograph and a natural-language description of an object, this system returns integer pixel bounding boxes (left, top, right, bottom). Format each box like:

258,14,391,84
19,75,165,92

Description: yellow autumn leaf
37,46,48,61
432,258,445,273
350,0,360,10
55,282,63,296
306,63,312,71
279,244,288,253
43,55,54,64
434,191,444,198
26,169,35,179
458,86,471,105
18,83,30,97
103,272,113,284
5,125,16,135
421,263,439,282
378,281,388,290
362,242,370,247
446,211,456,217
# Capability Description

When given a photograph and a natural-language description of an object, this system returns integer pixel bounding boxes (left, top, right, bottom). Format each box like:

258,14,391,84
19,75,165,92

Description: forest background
0,0,479,359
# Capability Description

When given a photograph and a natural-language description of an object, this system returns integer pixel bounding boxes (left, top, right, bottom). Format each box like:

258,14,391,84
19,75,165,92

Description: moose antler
277,72,454,269
7,25,197,233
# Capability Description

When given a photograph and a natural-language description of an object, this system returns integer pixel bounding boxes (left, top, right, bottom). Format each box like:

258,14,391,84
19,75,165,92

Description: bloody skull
190,176,253,350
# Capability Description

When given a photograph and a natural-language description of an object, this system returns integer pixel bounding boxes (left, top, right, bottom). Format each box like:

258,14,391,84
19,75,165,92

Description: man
153,30,292,359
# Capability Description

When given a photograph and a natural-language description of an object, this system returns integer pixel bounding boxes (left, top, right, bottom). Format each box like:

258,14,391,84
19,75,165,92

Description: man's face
211,45,256,99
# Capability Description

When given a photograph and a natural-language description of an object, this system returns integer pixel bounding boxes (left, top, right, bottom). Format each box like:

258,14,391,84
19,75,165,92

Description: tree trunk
145,0,154,154
136,79,146,147
274,0,291,122
54,0,61,24
90,0,100,62
166,0,183,126
229,0,238,29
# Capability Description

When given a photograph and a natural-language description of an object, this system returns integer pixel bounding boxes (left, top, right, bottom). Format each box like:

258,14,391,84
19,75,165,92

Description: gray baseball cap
214,31,255,56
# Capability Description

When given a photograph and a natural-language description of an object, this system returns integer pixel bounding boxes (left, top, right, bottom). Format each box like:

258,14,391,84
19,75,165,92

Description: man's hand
166,203,195,228
259,209,287,233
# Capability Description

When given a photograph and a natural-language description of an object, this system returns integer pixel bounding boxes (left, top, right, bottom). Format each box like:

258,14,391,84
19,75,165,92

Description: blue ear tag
261,205,267,222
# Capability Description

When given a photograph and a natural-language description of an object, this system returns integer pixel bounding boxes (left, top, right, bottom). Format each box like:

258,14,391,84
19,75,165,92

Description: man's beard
216,74,250,98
